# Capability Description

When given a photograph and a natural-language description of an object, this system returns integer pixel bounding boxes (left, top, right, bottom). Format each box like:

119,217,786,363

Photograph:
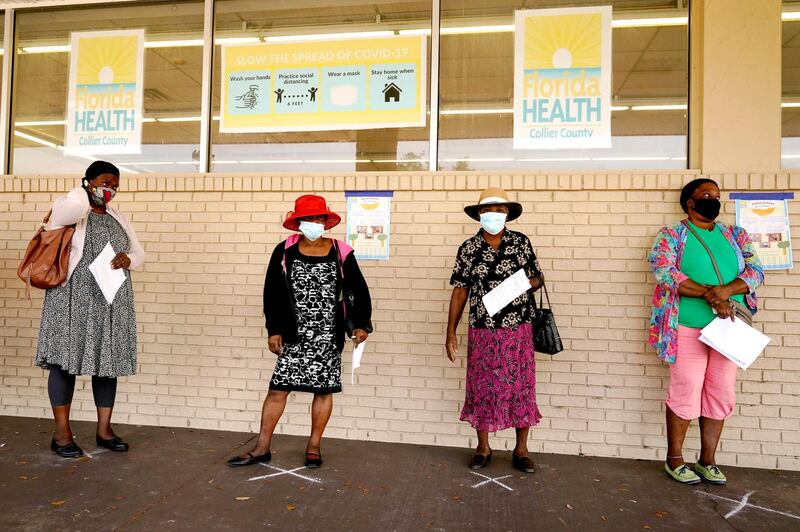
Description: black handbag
681,221,753,326
531,280,564,355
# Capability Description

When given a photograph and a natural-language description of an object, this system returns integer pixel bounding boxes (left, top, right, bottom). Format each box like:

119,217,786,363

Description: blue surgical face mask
479,212,507,235
299,220,325,241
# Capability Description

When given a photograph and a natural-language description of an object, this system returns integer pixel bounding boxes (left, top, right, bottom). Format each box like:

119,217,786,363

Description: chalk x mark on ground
697,490,800,521
83,448,110,460
248,463,322,484
470,472,514,491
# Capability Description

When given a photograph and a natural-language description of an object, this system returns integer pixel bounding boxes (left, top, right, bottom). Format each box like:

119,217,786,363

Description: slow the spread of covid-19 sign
220,36,426,133
65,29,144,155
513,7,612,149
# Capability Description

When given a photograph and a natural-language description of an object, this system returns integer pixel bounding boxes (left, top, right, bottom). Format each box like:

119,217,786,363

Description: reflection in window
11,1,204,174
783,3,800,168
211,0,432,173
438,0,689,171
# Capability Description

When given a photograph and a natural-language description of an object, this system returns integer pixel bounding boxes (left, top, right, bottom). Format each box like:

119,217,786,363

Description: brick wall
1,172,798,470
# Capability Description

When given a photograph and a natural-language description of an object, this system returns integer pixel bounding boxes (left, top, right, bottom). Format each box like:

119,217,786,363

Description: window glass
11,1,205,174
211,0,432,172
783,2,800,168
438,0,688,171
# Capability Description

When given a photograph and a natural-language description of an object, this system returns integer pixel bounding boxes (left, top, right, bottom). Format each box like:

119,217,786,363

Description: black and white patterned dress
35,212,137,377
269,248,341,393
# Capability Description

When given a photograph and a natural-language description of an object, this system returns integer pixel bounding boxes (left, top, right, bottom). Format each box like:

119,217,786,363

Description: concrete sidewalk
1,415,798,531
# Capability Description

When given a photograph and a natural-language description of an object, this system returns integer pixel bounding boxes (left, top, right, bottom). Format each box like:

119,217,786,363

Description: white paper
351,340,366,385
482,269,531,317
698,317,771,370
88,242,126,304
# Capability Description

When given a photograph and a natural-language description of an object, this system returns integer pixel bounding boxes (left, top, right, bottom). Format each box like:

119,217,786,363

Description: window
783,2,800,168
11,0,205,174
438,0,689,171
211,0,432,172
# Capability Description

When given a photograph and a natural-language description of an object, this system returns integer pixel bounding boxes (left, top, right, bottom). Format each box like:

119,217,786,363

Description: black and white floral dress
269,248,341,393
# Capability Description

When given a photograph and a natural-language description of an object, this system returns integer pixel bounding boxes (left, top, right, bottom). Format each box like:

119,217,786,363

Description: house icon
383,83,402,103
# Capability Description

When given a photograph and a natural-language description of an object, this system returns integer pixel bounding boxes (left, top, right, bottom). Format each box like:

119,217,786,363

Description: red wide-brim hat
282,194,342,231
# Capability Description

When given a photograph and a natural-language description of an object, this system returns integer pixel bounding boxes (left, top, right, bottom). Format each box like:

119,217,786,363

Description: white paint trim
0,10,13,173
427,0,440,171
198,0,213,173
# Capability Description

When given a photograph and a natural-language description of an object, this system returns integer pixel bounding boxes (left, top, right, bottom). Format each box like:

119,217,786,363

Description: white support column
198,0,214,173
428,0,441,172
0,10,15,174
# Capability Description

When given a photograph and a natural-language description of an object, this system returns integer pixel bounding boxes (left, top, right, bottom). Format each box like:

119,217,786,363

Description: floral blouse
647,222,764,363
450,229,541,329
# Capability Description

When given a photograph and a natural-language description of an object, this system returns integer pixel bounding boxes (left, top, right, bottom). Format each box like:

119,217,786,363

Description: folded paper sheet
351,340,366,385
88,242,126,305
482,268,530,317
699,317,771,370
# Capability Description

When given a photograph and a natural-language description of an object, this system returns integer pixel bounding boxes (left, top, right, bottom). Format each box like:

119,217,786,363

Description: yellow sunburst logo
76,35,139,85
524,13,601,70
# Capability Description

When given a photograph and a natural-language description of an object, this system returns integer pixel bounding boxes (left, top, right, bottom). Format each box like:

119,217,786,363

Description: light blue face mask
479,212,507,235
299,220,325,241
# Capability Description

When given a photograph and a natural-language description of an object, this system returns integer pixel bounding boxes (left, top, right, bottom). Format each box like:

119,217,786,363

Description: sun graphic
76,35,139,85
524,13,601,70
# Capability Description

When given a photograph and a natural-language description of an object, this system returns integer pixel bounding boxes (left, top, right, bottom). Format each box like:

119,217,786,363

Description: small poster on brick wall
731,192,794,270
345,191,392,260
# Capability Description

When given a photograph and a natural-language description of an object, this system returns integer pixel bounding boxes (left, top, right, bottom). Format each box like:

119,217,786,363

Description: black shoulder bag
681,220,753,326
531,278,564,355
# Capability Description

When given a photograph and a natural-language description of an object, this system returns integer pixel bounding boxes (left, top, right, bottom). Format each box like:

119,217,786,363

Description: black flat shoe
227,451,271,467
51,437,84,458
96,434,129,452
304,451,322,468
468,451,492,469
512,454,535,473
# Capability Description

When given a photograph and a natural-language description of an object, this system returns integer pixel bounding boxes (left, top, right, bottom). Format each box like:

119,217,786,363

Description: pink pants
665,325,738,420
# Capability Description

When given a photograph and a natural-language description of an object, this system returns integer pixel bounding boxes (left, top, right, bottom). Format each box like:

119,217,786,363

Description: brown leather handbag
17,210,75,297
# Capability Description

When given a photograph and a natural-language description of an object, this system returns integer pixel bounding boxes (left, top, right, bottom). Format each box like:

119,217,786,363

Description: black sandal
304,450,322,468
227,450,272,467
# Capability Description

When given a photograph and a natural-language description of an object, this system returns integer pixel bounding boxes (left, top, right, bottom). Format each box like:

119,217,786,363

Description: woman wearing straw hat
446,188,544,473
228,194,372,469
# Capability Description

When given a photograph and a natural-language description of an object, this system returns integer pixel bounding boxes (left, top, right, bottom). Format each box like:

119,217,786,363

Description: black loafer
468,451,492,469
512,454,535,473
51,437,84,458
227,451,271,467
304,451,322,468
96,435,129,452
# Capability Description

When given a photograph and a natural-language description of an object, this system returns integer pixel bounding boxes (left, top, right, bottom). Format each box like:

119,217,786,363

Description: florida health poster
65,29,145,155
513,6,612,150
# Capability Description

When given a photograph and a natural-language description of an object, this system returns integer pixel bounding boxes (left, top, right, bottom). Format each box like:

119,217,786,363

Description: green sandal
664,462,702,484
693,463,727,485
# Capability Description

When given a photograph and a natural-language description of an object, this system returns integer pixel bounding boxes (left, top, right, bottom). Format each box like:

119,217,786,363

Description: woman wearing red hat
228,194,372,469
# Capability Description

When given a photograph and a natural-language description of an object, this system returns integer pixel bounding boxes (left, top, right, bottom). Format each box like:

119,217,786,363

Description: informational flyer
220,36,426,133
513,6,612,149
732,192,794,270
65,29,144,155
345,191,393,261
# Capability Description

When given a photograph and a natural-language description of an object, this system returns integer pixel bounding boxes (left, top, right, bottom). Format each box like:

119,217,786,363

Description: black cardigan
263,238,373,353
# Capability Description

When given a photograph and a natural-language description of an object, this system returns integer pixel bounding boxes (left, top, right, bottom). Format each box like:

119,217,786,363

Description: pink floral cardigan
647,222,764,363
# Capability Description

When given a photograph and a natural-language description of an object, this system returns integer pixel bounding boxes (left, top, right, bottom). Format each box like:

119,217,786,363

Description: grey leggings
48,367,117,408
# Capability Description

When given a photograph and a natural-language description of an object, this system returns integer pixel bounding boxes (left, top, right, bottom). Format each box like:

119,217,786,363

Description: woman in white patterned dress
35,161,144,458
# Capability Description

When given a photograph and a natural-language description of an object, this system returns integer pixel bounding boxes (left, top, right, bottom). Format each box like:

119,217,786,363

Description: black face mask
692,198,721,220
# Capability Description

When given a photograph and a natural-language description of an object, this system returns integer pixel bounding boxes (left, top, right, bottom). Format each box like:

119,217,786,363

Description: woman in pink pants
648,178,764,485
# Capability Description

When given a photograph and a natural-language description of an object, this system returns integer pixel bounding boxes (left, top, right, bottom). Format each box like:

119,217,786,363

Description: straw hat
463,187,523,221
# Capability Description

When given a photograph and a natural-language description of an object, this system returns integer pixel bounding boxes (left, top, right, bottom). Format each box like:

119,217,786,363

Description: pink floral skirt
460,323,542,432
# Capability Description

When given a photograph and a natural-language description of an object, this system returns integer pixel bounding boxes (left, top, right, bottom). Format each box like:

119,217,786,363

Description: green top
679,221,746,328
